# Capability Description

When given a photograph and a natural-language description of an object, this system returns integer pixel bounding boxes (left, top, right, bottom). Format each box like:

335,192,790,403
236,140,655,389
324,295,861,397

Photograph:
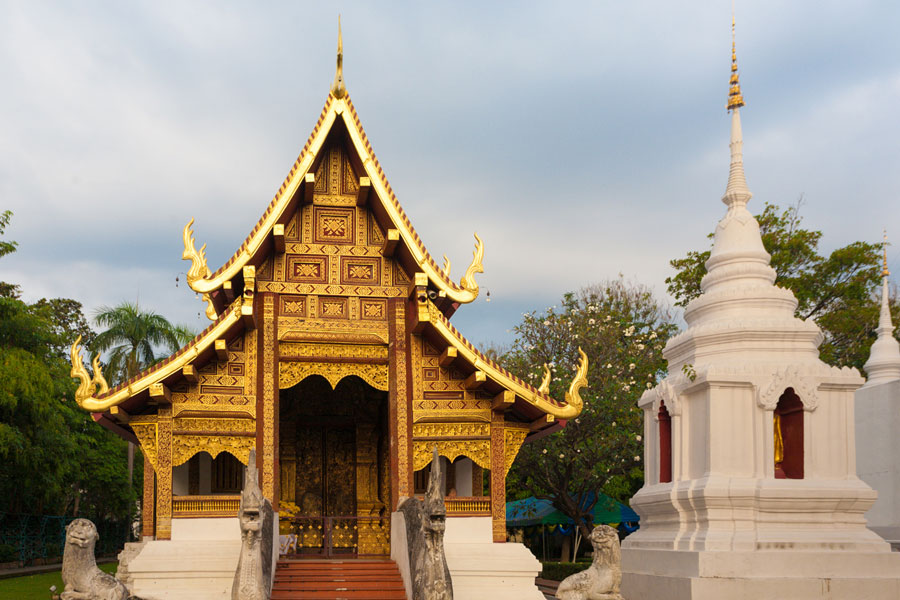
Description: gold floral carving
412,423,490,439
279,342,387,361
156,406,173,540
504,428,529,477
173,418,255,434
278,361,388,391
262,295,276,501
412,440,491,471
172,435,255,467
131,423,158,471
393,302,410,498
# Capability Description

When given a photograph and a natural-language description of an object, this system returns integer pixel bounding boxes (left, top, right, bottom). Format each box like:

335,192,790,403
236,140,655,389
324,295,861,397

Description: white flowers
559,453,565,459
588,318,595,325
649,332,657,340
543,320,550,326
636,343,645,350
623,385,631,391
542,449,548,454
634,455,641,462
636,435,642,442
628,363,636,370
646,382,653,389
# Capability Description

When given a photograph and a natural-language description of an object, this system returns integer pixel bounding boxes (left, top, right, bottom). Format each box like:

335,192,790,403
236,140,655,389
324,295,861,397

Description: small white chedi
620,26,900,600
855,241,900,544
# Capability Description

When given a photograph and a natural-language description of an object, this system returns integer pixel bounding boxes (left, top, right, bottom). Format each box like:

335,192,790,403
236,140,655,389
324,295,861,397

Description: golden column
490,410,506,543
141,453,155,538
155,406,173,540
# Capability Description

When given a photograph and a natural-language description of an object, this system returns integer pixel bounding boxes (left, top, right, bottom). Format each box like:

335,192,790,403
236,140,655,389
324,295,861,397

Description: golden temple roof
182,90,484,315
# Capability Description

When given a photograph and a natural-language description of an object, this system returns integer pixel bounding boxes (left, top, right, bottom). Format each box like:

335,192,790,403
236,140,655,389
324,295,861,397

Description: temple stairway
271,559,407,599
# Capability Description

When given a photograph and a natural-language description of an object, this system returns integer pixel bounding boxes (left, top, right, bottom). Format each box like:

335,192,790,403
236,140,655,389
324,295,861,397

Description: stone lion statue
61,518,138,600
556,525,624,600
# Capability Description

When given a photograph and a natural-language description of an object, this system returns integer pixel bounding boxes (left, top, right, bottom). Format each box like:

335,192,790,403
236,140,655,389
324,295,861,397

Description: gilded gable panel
169,329,256,418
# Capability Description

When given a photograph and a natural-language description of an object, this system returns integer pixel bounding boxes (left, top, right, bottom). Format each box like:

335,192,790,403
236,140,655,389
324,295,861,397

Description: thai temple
856,235,900,547
65,14,900,600
69,24,585,600
621,20,900,599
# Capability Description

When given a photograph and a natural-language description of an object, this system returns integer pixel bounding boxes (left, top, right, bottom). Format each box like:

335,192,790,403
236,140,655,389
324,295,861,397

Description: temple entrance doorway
278,374,391,557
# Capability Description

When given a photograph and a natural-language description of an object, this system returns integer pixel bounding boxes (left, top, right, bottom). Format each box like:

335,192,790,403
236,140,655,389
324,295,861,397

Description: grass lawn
0,563,116,600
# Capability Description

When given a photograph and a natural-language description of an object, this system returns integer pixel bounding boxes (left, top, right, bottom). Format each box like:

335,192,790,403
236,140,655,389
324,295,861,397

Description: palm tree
93,302,195,484
93,302,194,385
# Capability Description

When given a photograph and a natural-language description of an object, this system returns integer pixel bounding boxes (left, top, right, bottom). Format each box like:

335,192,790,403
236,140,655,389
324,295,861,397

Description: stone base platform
444,517,544,600
621,548,900,600
124,518,241,600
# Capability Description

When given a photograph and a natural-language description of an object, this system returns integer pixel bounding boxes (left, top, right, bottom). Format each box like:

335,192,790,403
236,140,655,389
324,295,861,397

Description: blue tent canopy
506,492,639,528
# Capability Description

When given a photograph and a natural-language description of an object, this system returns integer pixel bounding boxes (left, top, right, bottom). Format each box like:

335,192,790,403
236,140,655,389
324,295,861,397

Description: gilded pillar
155,406,173,540
490,410,506,543
389,299,411,508
142,452,155,539
258,293,278,504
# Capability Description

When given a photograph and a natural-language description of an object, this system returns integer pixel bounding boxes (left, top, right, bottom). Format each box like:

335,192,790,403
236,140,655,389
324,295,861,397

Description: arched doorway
774,388,804,479
278,375,390,557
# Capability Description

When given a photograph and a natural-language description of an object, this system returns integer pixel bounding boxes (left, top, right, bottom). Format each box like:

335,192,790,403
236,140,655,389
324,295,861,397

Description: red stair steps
271,559,407,599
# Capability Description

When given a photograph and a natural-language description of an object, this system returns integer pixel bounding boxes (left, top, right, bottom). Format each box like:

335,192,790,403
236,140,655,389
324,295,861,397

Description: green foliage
0,210,17,260
93,302,194,384
666,200,897,370
0,211,140,521
502,278,677,536
539,561,591,582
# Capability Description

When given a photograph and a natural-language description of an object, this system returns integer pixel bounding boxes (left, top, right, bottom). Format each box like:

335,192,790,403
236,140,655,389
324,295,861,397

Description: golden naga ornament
442,255,452,278
538,363,552,394
70,336,109,408
182,218,210,289
564,347,589,413
202,293,217,320
459,232,484,293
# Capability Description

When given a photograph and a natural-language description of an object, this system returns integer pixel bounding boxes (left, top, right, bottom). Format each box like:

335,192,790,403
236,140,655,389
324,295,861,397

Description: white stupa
855,238,900,545
620,20,900,600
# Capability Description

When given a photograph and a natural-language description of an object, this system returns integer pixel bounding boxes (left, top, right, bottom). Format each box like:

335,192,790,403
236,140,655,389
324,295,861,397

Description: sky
2,1,899,349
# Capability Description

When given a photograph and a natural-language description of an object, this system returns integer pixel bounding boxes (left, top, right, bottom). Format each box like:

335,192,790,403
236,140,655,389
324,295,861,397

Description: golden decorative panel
412,423,490,439
360,299,386,320
131,423,158,470
173,495,241,518
504,428,529,477
173,417,255,435
318,296,348,319
172,435,255,467
280,295,308,316
280,342,388,361
286,255,328,283
313,207,354,245
279,361,389,391
258,281,404,297
412,440,491,471
340,256,380,286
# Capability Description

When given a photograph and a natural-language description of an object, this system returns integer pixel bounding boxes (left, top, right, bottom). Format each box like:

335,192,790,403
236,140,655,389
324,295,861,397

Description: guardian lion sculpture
61,518,137,600
555,525,624,600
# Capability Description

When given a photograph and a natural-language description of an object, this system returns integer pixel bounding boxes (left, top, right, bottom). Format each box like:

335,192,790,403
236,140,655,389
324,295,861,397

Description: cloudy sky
2,1,899,349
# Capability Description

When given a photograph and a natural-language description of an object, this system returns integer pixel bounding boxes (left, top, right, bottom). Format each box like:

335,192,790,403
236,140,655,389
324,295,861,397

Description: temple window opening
774,388,804,479
658,401,672,484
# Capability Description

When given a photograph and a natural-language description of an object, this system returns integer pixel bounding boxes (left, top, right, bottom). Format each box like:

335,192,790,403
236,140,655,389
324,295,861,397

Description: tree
93,302,194,385
502,278,677,541
0,211,140,522
666,200,897,370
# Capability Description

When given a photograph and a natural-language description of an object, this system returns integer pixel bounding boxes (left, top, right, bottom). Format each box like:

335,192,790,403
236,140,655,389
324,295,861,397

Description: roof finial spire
722,7,751,208
331,16,346,99
728,6,744,110
864,229,900,386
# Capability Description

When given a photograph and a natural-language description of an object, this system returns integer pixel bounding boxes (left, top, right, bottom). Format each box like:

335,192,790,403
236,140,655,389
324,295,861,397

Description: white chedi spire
863,234,900,386
664,30,823,372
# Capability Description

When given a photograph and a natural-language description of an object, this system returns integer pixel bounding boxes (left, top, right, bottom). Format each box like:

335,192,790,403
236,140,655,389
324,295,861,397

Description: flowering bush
502,278,676,536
